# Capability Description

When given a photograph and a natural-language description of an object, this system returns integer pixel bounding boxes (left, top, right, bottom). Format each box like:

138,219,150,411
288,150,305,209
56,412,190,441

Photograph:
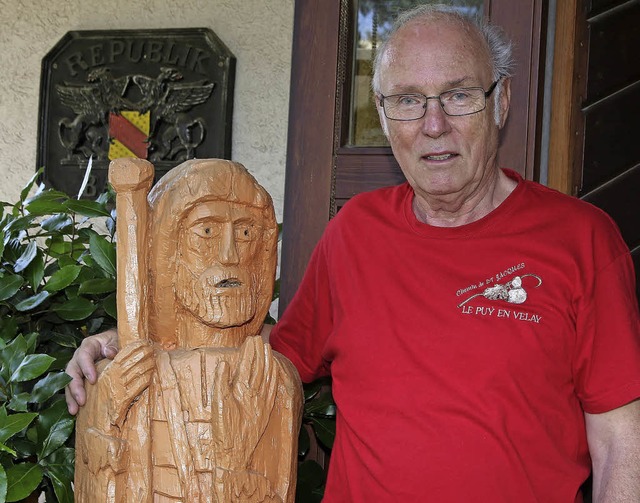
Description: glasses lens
384,94,426,120
440,88,486,116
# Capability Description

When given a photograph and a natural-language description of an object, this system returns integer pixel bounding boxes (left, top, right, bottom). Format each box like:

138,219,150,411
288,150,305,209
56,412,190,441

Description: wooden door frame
547,0,583,196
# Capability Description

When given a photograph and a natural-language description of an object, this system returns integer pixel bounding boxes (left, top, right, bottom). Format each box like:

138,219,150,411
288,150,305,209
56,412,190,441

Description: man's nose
420,98,451,138
218,222,240,264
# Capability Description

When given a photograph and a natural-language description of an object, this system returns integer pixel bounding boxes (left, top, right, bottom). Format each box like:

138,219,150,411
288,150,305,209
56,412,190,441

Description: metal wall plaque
37,28,235,197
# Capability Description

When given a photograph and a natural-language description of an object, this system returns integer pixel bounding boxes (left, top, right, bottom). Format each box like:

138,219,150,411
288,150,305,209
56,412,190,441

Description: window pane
349,0,484,146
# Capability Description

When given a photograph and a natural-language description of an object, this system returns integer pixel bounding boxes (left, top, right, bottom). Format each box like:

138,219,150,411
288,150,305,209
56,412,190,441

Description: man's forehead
183,200,264,224
380,18,491,88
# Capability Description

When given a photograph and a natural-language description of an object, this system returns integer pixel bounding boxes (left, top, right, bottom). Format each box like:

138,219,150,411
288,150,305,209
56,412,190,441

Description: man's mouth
424,153,456,161
214,278,242,288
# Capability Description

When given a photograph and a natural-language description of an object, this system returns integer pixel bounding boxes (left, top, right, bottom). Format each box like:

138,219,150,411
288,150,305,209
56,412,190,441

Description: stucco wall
0,0,293,219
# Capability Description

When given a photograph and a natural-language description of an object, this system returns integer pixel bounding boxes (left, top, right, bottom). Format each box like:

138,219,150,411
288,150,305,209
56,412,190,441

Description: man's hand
65,328,120,415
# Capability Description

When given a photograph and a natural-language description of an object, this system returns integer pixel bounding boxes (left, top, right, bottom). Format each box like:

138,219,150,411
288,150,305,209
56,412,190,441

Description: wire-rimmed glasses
379,80,499,120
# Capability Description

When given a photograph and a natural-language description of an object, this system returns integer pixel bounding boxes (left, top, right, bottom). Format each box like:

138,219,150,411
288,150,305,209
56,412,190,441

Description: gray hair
371,4,515,124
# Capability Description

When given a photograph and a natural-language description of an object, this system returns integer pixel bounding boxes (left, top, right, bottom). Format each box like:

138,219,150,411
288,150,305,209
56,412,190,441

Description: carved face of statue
175,200,265,328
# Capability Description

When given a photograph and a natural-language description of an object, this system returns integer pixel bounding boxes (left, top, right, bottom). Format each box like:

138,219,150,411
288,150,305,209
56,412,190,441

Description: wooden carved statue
75,158,303,502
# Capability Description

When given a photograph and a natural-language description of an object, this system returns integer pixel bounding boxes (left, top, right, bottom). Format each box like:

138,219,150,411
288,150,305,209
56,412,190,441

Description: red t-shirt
271,170,640,502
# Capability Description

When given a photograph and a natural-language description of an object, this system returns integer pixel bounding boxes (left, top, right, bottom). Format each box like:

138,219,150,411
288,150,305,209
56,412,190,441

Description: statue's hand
212,336,278,471
97,340,155,430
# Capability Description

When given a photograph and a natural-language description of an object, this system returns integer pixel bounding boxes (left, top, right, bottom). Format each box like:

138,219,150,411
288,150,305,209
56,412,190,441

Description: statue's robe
75,338,302,503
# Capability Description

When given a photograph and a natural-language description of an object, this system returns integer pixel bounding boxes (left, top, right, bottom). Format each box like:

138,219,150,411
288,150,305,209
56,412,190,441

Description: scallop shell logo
458,274,542,308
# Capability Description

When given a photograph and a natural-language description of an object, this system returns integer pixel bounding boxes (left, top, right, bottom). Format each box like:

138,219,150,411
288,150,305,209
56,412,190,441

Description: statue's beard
175,262,257,328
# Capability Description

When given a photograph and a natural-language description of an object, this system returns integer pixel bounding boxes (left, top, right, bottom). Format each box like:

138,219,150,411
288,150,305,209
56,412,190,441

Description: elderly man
67,5,640,502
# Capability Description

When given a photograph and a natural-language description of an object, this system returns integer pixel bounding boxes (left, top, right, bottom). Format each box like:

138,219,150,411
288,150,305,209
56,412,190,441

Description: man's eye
397,95,421,106
447,91,472,102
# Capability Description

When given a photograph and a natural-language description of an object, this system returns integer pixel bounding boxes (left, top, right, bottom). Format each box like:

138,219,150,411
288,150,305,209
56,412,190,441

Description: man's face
376,19,510,206
175,200,264,328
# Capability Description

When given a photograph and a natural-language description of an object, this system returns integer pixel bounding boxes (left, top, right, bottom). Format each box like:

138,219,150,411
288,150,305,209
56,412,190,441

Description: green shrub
0,171,116,503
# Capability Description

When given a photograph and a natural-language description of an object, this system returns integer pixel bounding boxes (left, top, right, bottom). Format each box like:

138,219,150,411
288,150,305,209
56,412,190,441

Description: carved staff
108,158,154,348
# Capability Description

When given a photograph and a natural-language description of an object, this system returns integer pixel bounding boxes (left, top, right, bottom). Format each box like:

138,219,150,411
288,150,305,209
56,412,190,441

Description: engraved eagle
55,68,130,160
131,67,216,162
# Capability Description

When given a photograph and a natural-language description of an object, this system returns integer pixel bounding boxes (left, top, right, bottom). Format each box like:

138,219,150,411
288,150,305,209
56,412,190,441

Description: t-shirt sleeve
573,233,640,414
270,237,334,383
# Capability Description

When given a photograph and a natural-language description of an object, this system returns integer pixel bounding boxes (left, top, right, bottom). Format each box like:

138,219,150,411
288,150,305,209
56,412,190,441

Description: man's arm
586,399,640,502
65,328,120,415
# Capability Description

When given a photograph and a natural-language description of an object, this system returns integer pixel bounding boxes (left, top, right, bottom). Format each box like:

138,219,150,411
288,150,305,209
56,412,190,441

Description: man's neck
412,169,517,227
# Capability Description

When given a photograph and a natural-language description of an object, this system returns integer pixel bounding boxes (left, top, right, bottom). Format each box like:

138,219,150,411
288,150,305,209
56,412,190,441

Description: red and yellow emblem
108,111,150,160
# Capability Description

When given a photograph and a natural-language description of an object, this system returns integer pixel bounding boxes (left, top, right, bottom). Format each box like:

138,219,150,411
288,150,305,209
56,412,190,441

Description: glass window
349,0,484,146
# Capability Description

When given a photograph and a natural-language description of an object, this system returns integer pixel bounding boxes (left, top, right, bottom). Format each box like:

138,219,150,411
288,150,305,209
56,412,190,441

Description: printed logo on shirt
455,262,543,323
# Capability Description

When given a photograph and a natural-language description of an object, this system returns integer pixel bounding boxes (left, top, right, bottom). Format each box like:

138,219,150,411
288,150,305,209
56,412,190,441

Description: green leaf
0,440,16,456
103,292,117,320
14,291,50,312
5,462,43,502
43,351,71,372
46,237,72,257
37,418,74,461
56,256,77,270
41,447,74,503
74,264,96,284
89,234,116,277
0,411,38,443
23,250,44,291
3,215,36,235
46,331,78,350
12,241,37,273
36,399,73,459
24,197,67,216
23,332,38,356
7,394,30,412
19,170,42,205
40,214,73,233
305,396,336,418
79,253,98,270
0,318,18,343
52,297,96,321
64,199,111,218
0,464,7,503
0,276,24,302
43,265,81,293
0,230,5,261
30,372,72,404
24,189,68,206
63,284,79,300
10,354,55,382
310,417,336,449
0,335,27,379
78,278,116,295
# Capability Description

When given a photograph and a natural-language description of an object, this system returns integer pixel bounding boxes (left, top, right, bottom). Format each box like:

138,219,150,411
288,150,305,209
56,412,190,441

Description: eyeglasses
379,80,499,121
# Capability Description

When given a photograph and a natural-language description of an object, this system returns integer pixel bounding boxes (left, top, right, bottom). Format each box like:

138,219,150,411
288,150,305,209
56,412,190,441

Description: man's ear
498,77,512,129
